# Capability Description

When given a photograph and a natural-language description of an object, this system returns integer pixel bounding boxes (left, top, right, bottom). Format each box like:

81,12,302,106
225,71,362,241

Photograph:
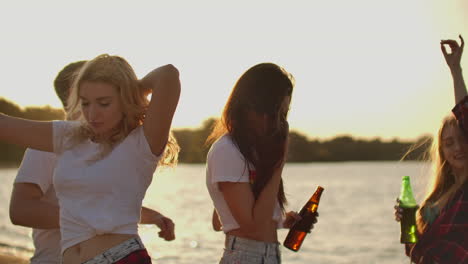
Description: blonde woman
0,54,180,264
395,36,468,263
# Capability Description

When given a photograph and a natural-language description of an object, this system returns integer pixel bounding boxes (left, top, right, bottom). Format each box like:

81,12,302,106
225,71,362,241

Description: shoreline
0,253,28,264
0,245,31,264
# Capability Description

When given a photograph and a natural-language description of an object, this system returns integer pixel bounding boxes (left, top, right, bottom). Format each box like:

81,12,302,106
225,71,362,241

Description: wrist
450,66,463,75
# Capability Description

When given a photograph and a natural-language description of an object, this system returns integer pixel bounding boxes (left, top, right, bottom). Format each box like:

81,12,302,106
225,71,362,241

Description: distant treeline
0,97,431,164
0,98,65,164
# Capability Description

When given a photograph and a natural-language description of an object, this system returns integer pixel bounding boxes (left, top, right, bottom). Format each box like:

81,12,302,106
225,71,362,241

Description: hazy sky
0,0,467,141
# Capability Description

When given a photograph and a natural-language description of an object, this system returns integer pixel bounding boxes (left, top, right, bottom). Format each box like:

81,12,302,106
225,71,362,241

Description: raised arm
441,35,466,104
140,65,181,156
0,113,53,152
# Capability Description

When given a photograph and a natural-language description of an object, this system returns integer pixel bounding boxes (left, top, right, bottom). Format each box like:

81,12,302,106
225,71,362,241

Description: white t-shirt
52,121,160,253
14,149,61,264
206,134,283,233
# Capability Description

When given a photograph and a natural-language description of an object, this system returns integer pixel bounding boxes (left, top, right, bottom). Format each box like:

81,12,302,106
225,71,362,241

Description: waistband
225,235,280,257
82,236,145,264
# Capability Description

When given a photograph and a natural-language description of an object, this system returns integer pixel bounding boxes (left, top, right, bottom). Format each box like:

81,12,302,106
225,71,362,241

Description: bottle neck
400,181,417,207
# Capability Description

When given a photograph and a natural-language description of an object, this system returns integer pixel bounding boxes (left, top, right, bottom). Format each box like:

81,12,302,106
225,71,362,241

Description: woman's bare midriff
62,234,137,264
226,220,278,243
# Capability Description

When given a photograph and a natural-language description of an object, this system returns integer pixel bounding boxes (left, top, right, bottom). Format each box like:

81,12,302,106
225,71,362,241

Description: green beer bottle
399,176,418,244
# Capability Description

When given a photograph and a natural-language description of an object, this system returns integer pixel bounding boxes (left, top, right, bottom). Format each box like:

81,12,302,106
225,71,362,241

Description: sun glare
0,0,466,141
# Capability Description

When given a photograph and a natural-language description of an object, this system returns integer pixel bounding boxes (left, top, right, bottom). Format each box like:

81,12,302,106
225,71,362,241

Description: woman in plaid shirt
395,35,468,264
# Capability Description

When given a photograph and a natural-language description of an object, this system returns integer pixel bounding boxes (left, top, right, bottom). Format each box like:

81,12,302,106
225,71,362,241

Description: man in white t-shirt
9,61,175,264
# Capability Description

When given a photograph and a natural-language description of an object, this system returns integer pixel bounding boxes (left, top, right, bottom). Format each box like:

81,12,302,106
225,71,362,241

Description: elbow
9,213,18,225
165,65,181,88
160,64,180,84
9,199,28,227
164,64,179,77
212,218,222,232
9,207,24,226
212,220,222,232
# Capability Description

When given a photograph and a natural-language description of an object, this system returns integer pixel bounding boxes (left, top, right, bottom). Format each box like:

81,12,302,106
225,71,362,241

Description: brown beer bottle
283,186,324,252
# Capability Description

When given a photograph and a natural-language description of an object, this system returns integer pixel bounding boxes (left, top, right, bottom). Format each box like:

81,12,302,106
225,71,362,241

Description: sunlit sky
0,0,467,141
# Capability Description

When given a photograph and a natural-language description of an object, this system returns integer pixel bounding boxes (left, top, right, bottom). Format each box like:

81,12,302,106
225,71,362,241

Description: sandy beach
0,245,30,264
0,253,28,264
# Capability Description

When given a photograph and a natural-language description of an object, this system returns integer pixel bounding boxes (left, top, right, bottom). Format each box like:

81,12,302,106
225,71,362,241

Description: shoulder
52,120,81,131
208,135,246,166
23,148,57,161
122,125,159,161
125,125,149,146
207,135,250,183
209,135,242,158
52,120,82,142
52,121,83,153
125,125,148,140
20,148,57,169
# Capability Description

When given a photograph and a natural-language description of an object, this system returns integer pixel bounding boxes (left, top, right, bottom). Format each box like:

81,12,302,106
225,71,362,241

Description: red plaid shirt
452,96,468,135
406,183,468,263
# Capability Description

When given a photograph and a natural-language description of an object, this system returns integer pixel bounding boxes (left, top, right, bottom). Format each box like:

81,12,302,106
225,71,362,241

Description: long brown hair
207,63,295,211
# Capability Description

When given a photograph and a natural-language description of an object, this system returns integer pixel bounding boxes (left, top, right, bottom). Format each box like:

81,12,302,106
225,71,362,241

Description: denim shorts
220,235,281,264
81,236,151,264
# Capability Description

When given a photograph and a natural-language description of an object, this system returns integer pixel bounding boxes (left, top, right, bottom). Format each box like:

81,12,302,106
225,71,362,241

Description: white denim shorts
81,236,146,264
220,235,281,264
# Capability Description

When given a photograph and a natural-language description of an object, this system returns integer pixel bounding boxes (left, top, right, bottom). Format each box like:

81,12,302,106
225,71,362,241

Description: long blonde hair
65,54,179,166
416,114,467,233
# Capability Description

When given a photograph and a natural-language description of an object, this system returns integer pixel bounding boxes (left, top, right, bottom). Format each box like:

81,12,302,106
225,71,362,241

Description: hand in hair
256,120,289,169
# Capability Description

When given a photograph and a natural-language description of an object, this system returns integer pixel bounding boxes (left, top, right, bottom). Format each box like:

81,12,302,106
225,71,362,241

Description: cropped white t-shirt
15,149,61,264
206,134,284,233
52,121,160,253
